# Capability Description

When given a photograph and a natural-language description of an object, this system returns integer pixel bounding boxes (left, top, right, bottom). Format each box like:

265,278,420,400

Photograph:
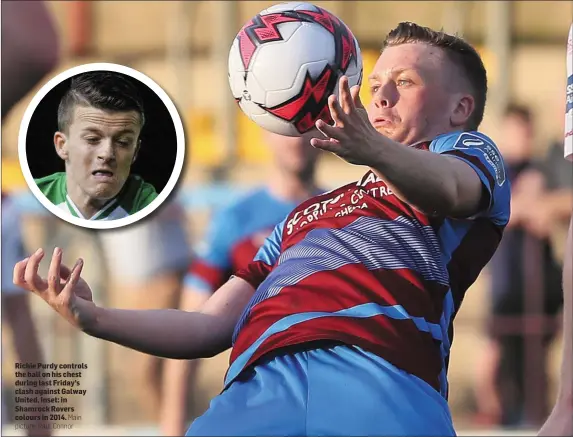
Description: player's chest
283,172,417,243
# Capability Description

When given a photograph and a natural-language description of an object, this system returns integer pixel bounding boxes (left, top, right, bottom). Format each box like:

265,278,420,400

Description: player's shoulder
34,171,65,187
429,131,498,152
34,172,66,202
119,174,158,212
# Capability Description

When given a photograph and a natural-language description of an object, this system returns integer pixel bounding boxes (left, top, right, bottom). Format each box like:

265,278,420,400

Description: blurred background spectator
1,1,572,436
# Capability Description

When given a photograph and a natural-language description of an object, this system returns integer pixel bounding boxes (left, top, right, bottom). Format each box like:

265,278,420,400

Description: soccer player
538,23,573,437
35,71,157,221
14,23,511,436
160,130,322,435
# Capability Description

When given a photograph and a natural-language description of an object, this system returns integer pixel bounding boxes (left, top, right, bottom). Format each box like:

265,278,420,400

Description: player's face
367,43,472,145
266,130,319,178
55,106,142,202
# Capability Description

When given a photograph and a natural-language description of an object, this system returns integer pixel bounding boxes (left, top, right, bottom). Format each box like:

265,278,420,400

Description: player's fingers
350,85,364,109
339,76,355,115
13,257,30,288
23,248,47,292
47,247,63,295
61,258,84,300
315,119,344,141
328,94,348,127
58,263,73,282
310,137,340,153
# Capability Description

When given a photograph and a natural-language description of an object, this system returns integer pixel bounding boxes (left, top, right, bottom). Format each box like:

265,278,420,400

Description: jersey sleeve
234,217,285,289
429,131,510,226
184,209,238,294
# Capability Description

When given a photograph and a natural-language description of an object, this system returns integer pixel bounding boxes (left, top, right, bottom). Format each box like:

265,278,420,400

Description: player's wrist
79,301,103,336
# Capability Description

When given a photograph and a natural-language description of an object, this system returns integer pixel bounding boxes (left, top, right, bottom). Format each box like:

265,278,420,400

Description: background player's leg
473,337,502,425
160,290,210,436
538,218,573,435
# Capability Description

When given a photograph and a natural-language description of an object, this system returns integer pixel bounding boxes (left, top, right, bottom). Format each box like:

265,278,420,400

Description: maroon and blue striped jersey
229,131,511,399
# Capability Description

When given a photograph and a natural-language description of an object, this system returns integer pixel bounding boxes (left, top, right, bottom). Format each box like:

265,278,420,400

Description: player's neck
268,169,318,203
66,177,109,219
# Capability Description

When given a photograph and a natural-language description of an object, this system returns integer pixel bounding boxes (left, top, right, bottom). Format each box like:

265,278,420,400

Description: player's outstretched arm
13,247,254,360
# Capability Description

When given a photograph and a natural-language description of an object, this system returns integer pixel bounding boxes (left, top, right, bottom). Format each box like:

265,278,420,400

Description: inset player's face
55,106,142,204
265,130,319,180
367,43,474,145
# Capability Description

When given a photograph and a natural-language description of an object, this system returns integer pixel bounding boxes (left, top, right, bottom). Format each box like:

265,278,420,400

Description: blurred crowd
1,1,572,436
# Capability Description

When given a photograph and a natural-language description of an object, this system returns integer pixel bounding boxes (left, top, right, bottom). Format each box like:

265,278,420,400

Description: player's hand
310,75,382,166
13,247,98,332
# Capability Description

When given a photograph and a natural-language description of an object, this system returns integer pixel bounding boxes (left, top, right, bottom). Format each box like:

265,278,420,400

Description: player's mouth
372,117,393,128
91,169,115,182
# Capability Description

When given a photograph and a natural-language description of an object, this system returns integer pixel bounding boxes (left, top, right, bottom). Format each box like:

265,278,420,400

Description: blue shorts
186,344,455,436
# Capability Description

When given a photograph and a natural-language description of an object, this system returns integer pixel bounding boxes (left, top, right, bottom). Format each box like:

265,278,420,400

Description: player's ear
54,131,69,160
131,138,141,164
450,94,474,128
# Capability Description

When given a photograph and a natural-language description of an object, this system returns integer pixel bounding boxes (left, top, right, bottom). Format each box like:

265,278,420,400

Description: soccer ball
228,2,363,137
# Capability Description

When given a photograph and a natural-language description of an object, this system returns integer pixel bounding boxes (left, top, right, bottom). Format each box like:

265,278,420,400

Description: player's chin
89,183,122,201
374,125,397,138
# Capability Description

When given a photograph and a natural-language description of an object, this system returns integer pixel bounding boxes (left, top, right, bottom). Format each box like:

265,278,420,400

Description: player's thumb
350,85,364,109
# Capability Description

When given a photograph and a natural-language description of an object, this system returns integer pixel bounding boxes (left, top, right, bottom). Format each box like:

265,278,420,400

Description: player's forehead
70,105,141,133
369,42,447,81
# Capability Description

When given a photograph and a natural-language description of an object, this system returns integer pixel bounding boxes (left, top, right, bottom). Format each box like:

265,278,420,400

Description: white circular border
18,62,186,230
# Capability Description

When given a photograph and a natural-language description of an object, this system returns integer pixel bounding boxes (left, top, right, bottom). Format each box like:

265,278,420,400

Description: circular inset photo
18,63,185,230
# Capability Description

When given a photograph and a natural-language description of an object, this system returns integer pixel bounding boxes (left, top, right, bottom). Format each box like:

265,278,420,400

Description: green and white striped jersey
35,172,158,220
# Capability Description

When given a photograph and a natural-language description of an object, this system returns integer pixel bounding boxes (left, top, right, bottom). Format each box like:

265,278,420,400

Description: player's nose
372,82,398,109
97,140,116,161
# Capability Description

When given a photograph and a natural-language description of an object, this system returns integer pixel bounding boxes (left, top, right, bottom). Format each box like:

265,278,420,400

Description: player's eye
369,85,380,95
85,137,100,145
396,78,413,87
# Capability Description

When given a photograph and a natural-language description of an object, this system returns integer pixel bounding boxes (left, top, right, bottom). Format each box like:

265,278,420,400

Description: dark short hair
381,22,488,131
57,71,145,132
503,103,533,125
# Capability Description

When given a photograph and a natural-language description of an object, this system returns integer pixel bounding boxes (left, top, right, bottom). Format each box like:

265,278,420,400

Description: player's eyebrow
80,127,104,135
367,72,381,82
368,67,417,82
81,127,136,136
